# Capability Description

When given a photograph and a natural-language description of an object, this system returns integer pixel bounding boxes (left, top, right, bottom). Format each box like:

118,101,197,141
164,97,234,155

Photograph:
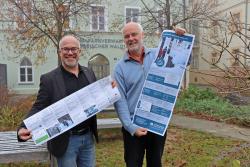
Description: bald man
114,22,185,167
17,35,98,167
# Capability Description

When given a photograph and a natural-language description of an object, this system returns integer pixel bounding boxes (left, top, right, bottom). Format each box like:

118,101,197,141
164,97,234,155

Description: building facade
189,0,250,87
4,0,248,94
0,0,164,94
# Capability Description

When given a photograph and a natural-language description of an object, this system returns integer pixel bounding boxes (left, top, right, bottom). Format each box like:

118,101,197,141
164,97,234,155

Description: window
210,20,219,38
231,49,240,66
91,5,105,31
19,57,33,83
0,64,7,87
68,3,78,29
191,48,199,69
190,20,200,45
57,3,70,29
15,0,32,28
210,52,219,68
208,0,218,7
157,9,167,32
229,12,241,32
69,15,77,29
88,54,109,80
125,7,140,23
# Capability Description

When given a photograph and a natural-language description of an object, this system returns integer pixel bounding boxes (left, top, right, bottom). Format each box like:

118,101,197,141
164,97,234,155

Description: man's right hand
18,128,32,141
134,127,147,137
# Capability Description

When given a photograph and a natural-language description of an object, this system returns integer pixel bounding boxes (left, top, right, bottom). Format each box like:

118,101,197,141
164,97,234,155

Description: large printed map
24,76,121,145
133,30,195,136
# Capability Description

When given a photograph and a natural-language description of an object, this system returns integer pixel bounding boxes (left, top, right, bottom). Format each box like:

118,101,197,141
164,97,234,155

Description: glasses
60,47,80,54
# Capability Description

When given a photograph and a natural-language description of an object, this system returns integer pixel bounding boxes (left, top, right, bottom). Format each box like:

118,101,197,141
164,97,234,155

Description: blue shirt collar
123,47,151,62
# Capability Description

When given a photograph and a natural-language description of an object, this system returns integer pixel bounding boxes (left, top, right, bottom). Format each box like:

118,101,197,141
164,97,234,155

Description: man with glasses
17,35,98,167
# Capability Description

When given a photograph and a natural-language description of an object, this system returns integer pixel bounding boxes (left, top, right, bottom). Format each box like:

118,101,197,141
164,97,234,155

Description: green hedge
175,86,250,126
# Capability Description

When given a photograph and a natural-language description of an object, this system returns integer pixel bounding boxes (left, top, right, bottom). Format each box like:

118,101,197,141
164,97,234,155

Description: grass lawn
96,127,250,167
1,86,250,167
2,126,248,167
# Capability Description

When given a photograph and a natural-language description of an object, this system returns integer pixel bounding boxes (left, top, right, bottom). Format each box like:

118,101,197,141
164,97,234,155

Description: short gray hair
59,34,80,49
122,22,144,34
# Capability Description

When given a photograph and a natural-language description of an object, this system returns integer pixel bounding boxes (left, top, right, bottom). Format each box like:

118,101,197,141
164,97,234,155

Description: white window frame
191,48,199,69
90,4,108,32
18,57,34,84
15,0,33,25
209,0,218,7
68,2,78,29
156,8,167,33
210,51,219,69
210,20,219,38
88,54,110,80
190,19,200,45
69,15,77,29
229,12,242,33
124,6,141,24
230,48,240,66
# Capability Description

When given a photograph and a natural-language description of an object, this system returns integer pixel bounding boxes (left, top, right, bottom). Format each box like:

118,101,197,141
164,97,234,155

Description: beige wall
190,0,250,87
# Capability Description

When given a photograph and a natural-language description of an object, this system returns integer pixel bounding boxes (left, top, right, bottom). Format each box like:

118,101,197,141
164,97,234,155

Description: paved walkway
170,115,250,142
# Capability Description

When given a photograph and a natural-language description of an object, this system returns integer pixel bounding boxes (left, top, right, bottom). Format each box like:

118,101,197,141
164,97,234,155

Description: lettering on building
80,38,125,49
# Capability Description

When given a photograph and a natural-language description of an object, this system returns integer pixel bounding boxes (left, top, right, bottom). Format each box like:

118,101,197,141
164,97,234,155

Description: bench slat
0,118,121,164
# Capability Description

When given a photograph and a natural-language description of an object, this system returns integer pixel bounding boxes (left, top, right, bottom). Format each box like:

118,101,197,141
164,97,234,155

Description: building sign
80,37,125,49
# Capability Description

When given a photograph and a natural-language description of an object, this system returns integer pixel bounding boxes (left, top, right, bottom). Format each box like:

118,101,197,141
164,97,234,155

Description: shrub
0,86,9,107
0,106,26,131
179,85,218,101
176,86,250,127
0,95,35,131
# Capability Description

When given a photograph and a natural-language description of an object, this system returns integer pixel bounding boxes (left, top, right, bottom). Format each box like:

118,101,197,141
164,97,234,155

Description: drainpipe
245,0,249,66
183,0,188,89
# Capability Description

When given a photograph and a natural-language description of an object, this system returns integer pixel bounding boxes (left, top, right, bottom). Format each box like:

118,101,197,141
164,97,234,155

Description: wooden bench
0,118,121,165
0,131,49,164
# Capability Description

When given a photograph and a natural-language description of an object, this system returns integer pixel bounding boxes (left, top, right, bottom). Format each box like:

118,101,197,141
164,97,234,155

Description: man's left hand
111,80,116,88
174,27,186,36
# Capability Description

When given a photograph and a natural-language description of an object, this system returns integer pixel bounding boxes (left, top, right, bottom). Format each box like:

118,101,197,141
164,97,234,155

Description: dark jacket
17,66,98,157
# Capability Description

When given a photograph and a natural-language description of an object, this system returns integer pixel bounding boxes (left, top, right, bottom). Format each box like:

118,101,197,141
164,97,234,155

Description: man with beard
17,35,99,167
114,22,185,167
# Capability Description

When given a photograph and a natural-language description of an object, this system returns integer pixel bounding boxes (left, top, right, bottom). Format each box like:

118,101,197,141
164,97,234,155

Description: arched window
88,54,109,80
19,57,33,83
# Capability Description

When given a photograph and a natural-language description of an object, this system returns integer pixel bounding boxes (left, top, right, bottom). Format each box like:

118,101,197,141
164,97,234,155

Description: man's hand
174,27,186,36
134,127,148,137
111,80,117,88
18,128,32,141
